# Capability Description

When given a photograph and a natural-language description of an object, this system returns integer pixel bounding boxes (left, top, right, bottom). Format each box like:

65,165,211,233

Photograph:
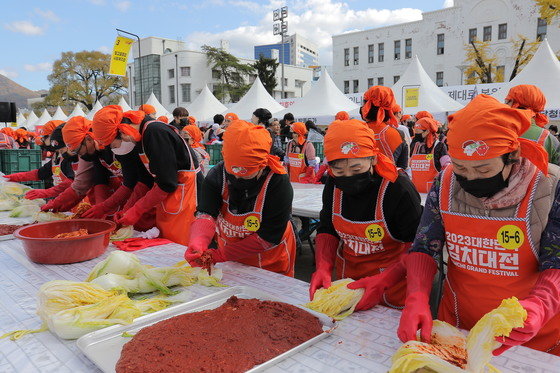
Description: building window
168,69,175,79
169,85,175,104
483,26,492,41
180,67,191,77
394,40,401,60
367,78,374,87
468,28,477,43
498,24,507,40
212,69,221,79
537,18,547,41
496,65,505,82
353,47,359,65
284,78,288,86
353,79,359,93
437,34,445,55
405,38,412,59
393,75,400,84
181,83,191,102
368,44,374,63
343,80,349,94
436,72,444,87
377,77,384,86
344,48,350,66
378,43,384,62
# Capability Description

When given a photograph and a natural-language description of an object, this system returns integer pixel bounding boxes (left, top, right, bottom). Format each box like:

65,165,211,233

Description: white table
1,239,559,373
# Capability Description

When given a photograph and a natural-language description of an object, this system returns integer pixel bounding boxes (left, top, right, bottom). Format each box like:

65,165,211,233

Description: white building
254,33,319,68
332,0,560,94
127,37,314,110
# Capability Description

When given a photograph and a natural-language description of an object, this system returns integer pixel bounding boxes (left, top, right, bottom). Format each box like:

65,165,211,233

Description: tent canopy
186,85,228,122
145,92,168,118
35,109,52,126
51,106,67,121
118,96,132,112
16,112,27,127
87,101,103,120
67,104,87,119
224,77,284,120
25,111,39,128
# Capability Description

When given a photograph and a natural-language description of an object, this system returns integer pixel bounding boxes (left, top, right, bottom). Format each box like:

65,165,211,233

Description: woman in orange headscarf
284,121,317,183
505,84,559,165
335,111,350,121
185,120,296,276
182,125,210,174
398,95,560,356
14,128,30,149
361,86,408,169
409,118,450,193
309,119,422,310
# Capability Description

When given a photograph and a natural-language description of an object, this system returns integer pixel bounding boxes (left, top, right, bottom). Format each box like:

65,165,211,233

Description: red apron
51,154,76,186
216,171,296,277
139,121,198,245
0,134,13,149
332,179,407,308
439,165,560,354
410,140,439,193
287,141,315,183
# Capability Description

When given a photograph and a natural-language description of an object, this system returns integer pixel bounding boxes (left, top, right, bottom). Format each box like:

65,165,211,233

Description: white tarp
51,106,67,121
224,77,284,120
86,101,103,120
67,104,87,119
187,85,228,122
117,96,132,112
35,109,52,126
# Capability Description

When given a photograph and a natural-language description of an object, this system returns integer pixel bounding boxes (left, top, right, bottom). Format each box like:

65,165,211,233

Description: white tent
388,56,464,115
145,92,168,118
26,111,39,128
67,104,87,119
35,109,52,126
16,112,27,127
186,85,228,122
492,39,560,109
51,106,67,121
224,77,284,120
118,96,132,112
87,101,103,120
278,70,358,124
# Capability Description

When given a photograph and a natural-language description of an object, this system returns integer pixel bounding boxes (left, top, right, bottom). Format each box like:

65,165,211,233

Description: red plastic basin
14,219,116,264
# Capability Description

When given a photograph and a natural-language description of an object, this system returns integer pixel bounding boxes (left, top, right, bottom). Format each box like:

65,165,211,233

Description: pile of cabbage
0,182,45,218
305,279,364,320
1,251,225,340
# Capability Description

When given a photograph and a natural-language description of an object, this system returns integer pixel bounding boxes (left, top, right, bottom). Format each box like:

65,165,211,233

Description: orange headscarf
157,115,169,124
225,113,239,121
123,110,146,125
335,111,350,121
1,128,15,138
139,104,156,115
324,119,398,182
41,120,65,137
222,120,286,176
447,94,548,175
183,125,204,149
415,111,433,120
414,118,439,149
291,122,307,145
401,114,412,122
188,116,196,125
62,116,93,150
92,105,142,147
361,86,398,127
505,84,549,127
14,129,28,143
393,104,402,113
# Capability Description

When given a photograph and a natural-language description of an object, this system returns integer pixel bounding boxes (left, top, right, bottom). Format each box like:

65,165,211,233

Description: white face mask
112,140,136,155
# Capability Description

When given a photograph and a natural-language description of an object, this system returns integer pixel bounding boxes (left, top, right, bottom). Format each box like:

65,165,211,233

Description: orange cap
225,113,239,121
183,125,204,149
447,94,548,175
41,120,65,137
325,119,398,182
402,114,411,122
505,84,548,127
291,122,307,145
415,111,433,120
92,105,142,147
62,116,93,150
157,115,169,124
188,116,196,125
414,118,439,149
223,120,286,176
361,86,398,127
392,104,402,113
139,104,156,115
335,111,350,121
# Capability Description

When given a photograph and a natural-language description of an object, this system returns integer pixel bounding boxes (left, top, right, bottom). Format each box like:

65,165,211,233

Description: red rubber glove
113,238,173,252
493,269,560,356
4,169,39,182
82,185,132,219
315,163,328,183
25,179,73,200
122,182,151,211
309,233,339,300
397,252,437,343
347,255,407,311
40,187,84,212
117,185,169,226
184,217,217,264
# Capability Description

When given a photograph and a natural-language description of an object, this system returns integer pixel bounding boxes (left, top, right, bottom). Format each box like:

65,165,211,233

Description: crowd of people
2,82,560,356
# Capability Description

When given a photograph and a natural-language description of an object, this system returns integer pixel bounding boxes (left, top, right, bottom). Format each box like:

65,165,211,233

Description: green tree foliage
252,56,279,95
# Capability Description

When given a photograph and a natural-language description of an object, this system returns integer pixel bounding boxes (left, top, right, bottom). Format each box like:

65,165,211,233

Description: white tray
77,286,336,373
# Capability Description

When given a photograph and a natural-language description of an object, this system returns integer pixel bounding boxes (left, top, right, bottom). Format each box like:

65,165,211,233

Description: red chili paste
0,224,27,236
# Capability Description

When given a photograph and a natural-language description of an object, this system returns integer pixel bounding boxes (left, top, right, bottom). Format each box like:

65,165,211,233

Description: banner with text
109,36,134,76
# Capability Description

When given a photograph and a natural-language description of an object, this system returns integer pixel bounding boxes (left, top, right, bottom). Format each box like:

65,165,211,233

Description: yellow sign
109,36,134,76
404,88,419,108
244,216,260,232
497,225,524,250
426,154,434,160
365,224,385,242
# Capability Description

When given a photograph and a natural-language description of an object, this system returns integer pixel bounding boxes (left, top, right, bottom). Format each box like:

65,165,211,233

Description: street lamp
273,6,288,99
456,64,468,85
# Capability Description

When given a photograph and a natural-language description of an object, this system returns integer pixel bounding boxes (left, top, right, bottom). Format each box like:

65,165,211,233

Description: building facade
332,0,559,94
128,37,313,109
254,33,319,67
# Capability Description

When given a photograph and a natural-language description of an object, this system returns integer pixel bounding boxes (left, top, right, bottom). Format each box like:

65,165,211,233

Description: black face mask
179,118,188,128
454,166,509,198
333,170,375,196
226,172,262,191
413,133,423,141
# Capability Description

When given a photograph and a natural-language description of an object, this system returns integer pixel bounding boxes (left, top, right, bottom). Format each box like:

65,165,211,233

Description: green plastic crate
21,180,45,189
206,144,223,165
0,149,42,174
312,142,324,161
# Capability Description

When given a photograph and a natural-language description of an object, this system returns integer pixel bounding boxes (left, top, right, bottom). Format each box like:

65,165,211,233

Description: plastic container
0,149,42,174
312,142,324,161
14,219,116,264
206,144,223,165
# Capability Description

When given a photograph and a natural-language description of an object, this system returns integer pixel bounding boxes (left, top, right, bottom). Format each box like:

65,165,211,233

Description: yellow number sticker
497,225,524,250
244,216,260,232
298,153,305,159
426,154,434,160
365,224,385,242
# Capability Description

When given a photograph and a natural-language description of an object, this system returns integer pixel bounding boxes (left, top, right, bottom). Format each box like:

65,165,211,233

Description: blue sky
1,0,448,91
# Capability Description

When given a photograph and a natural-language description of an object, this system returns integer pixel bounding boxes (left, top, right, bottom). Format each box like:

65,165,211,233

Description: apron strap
374,178,390,221
516,169,541,219
332,187,342,215
439,165,454,212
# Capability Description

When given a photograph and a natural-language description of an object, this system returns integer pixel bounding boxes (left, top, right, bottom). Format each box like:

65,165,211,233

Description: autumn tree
464,41,496,84
509,37,541,80
36,51,127,111
536,0,559,22
202,45,255,103
252,56,279,95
